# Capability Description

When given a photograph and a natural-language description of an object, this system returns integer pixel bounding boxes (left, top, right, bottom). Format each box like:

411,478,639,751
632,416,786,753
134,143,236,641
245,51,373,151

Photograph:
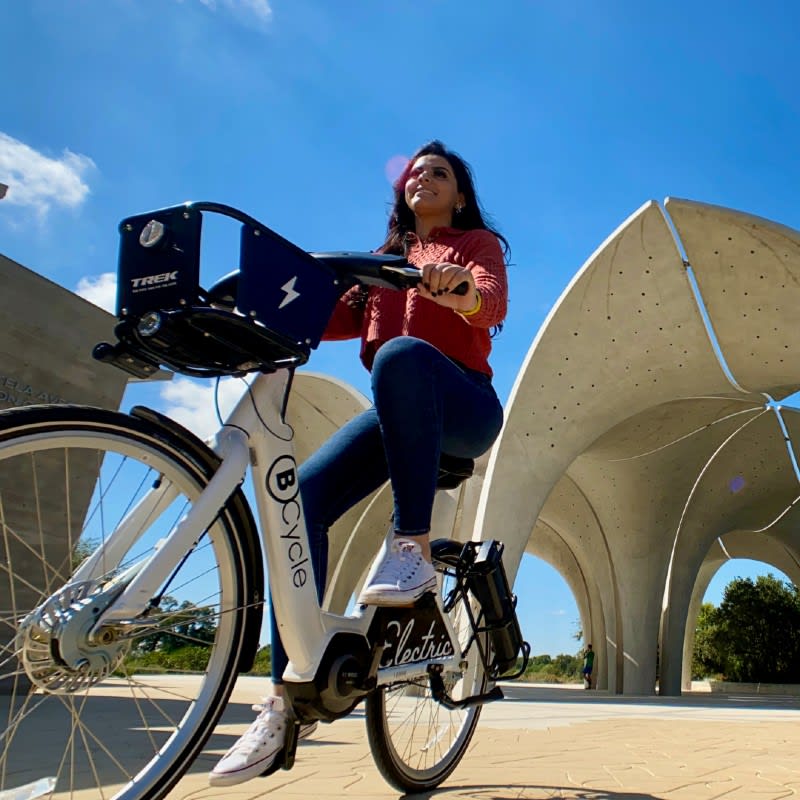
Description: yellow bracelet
457,290,482,317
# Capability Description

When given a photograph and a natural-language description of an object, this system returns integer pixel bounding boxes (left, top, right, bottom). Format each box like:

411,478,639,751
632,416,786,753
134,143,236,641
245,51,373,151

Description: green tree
520,652,582,683
133,596,217,654
696,575,800,683
123,645,213,674
71,537,98,572
692,601,722,679
244,645,272,675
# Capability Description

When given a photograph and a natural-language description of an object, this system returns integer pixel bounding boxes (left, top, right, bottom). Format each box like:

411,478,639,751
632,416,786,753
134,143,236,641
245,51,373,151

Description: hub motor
16,581,131,694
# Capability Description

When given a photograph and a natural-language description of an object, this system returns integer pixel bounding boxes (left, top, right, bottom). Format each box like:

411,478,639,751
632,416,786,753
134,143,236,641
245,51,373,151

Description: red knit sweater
323,227,507,377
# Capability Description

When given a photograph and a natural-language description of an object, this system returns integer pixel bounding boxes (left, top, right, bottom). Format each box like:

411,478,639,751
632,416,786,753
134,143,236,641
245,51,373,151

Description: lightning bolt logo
278,276,300,309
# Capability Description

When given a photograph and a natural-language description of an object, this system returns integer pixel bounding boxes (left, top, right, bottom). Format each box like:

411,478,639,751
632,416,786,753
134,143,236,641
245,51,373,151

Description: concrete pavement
175,679,800,799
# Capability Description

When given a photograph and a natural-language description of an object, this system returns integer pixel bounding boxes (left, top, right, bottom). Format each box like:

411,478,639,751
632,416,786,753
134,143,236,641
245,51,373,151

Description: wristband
457,290,482,317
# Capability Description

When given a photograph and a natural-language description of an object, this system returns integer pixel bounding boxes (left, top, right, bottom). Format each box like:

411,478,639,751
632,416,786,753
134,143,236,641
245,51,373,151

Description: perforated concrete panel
666,198,800,396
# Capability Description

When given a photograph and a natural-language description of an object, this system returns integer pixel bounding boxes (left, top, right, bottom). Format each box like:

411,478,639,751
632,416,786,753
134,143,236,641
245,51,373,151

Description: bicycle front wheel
364,562,490,792
0,404,260,800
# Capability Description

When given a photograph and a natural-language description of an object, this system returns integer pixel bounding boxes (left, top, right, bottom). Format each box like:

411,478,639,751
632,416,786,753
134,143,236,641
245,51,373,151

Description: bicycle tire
364,562,491,792
0,404,260,800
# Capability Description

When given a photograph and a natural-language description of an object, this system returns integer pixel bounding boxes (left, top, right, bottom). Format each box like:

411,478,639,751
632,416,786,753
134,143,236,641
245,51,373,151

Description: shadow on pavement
0,691,358,794
405,785,660,799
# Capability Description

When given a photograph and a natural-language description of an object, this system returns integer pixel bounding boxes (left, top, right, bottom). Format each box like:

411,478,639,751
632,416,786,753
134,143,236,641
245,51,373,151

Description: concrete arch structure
474,198,800,695
678,528,800,692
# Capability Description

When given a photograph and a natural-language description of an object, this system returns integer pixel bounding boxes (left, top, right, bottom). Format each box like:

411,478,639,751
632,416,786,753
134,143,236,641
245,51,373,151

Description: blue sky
2,0,799,656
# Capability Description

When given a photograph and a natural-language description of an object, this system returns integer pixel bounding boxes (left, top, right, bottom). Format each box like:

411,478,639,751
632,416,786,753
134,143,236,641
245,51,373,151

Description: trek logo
279,276,300,309
266,455,309,589
380,617,455,668
131,271,178,289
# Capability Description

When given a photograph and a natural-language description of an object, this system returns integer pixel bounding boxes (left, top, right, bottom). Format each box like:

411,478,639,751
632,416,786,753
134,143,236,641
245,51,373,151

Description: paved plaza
6,678,800,799
169,679,800,799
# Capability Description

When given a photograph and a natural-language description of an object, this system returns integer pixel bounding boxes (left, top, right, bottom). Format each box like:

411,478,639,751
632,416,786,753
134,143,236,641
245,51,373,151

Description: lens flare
384,154,409,185
729,475,746,493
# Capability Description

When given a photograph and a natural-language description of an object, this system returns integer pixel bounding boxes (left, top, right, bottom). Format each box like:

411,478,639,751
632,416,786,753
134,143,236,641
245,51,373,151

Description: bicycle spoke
119,672,182,731
74,709,111,800
366,566,489,791
0,516,72,590
0,407,249,799
52,696,79,800
124,678,165,755
57,693,135,784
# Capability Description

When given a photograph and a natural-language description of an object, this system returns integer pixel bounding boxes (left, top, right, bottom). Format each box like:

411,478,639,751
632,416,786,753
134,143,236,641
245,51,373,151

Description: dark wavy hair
380,140,510,257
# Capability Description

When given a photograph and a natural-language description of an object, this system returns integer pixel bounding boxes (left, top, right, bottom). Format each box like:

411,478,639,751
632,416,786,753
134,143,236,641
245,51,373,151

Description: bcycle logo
266,455,309,589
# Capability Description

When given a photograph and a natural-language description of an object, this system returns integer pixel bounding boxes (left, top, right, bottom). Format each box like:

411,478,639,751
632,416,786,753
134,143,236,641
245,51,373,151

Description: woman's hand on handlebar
418,262,478,313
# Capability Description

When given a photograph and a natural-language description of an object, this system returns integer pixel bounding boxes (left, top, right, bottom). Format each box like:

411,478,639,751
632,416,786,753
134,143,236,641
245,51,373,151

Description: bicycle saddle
437,454,474,490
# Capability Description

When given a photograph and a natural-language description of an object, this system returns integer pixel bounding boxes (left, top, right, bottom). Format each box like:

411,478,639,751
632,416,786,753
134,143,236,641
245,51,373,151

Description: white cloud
75,272,117,313
0,132,95,217
196,0,272,29
160,376,251,440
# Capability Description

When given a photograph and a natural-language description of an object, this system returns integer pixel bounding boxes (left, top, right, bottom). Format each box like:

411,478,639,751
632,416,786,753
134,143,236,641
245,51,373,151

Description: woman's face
404,154,464,221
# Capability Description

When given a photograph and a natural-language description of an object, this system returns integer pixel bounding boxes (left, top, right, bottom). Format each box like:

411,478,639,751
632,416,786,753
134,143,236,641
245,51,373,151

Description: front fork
82,426,250,628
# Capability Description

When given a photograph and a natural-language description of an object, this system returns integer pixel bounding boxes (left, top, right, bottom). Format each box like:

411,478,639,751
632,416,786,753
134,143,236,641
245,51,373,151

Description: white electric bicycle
0,202,528,799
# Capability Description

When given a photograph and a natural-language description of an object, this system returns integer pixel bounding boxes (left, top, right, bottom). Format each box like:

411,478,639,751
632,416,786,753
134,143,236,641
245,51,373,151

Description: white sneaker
358,538,437,606
208,696,318,787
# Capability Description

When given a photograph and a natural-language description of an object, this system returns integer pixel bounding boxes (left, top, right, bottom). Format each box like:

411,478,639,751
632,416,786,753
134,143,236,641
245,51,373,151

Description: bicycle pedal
259,721,300,777
281,720,300,770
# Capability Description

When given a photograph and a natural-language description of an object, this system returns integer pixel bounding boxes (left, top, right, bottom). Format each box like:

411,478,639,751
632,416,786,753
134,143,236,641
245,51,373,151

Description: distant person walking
582,644,595,689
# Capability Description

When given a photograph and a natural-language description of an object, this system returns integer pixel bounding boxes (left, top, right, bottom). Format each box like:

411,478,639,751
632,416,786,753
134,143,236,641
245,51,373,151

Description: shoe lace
374,541,420,583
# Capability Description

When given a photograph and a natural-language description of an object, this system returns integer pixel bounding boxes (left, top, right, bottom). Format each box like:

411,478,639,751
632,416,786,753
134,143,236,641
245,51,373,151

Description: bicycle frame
84,367,465,687
1,201,527,800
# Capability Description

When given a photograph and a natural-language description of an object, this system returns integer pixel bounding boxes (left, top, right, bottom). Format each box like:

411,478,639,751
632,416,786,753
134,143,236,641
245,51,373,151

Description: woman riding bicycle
210,139,510,786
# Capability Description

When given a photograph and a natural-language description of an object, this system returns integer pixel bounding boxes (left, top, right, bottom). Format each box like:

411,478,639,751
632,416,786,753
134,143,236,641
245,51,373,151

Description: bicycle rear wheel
364,556,490,792
0,404,260,800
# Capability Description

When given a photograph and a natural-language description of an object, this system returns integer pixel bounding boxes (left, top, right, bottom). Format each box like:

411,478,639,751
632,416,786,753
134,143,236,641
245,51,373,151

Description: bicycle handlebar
96,203,470,380
205,256,468,310
308,253,469,296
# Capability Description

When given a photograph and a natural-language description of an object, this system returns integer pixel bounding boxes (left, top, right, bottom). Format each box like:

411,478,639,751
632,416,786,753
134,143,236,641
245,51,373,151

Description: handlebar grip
378,264,471,296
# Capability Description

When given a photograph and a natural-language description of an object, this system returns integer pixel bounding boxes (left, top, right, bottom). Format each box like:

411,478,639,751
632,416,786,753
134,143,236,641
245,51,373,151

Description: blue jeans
270,336,504,682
